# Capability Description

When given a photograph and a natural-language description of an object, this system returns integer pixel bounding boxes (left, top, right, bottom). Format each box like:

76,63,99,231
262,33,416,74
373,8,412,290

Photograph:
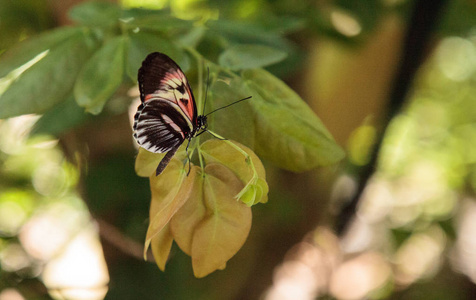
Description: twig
96,218,155,262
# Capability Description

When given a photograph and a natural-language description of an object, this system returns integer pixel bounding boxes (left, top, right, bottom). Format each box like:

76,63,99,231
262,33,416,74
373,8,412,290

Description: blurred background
1,0,476,299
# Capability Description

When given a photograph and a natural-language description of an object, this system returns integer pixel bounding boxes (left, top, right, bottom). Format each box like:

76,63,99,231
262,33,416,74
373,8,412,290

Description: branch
96,218,155,262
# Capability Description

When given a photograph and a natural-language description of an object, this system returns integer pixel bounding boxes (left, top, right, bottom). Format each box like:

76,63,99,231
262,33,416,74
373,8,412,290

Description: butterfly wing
133,100,189,153
133,52,197,175
138,52,197,126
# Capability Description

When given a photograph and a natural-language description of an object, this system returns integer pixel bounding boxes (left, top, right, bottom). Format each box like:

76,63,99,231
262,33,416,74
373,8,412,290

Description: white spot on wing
162,114,184,138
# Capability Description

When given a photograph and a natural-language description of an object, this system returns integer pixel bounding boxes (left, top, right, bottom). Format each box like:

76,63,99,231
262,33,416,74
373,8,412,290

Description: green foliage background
0,0,475,299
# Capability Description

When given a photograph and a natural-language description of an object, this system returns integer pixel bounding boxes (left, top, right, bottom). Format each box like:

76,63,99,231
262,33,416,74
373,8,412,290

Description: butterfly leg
156,147,178,176
184,137,193,175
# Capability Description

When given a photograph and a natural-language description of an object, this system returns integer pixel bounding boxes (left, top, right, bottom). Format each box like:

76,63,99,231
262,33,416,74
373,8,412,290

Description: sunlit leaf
238,184,257,207
135,148,166,178
74,36,126,114
200,140,265,181
134,145,187,177
255,178,269,205
144,160,196,254
150,223,173,271
199,139,268,204
170,166,205,255
218,44,287,70
0,31,97,118
191,163,251,278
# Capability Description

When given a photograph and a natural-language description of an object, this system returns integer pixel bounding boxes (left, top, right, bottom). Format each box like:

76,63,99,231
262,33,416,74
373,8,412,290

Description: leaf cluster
0,0,344,171
0,1,345,277
136,140,267,277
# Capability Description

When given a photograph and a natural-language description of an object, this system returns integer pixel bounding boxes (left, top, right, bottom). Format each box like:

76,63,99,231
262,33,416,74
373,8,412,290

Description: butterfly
133,52,250,176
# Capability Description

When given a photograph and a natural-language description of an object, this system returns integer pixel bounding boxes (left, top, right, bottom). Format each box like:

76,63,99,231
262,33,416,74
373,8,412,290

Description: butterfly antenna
202,67,210,116
205,96,252,117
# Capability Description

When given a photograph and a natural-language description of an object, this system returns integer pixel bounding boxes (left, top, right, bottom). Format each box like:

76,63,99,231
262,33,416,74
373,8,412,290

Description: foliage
1,0,475,299
0,0,343,279
136,139,268,276
0,1,343,168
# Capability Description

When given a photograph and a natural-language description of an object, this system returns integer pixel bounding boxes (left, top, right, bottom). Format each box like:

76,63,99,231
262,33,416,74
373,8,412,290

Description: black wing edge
138,52,184,102
156,147,178,176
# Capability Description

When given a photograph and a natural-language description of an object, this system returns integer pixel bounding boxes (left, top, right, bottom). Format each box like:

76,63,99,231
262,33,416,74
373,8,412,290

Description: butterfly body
133,52,208,175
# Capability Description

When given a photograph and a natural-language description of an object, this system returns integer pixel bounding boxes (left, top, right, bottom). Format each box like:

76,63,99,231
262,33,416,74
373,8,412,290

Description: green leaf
121,7,169,20
208,79,256,148
243,69,345,170
31,95,92,136
258,15,306,34
207,20,290,50
218,44,287,70
125,14,192,32
74,36,126,114
0,30,97,119
0,27,83,78
126,31,188,82
175,27,206,49
210,69,345,171
0,0,55,51
68,1,120,27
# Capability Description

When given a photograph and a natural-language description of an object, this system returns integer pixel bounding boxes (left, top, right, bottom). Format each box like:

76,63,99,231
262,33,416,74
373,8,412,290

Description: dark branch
335,0,449,235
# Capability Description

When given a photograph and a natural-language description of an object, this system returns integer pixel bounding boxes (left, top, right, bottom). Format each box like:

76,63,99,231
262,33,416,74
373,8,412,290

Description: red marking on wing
138,52,197,124
164,70,195,122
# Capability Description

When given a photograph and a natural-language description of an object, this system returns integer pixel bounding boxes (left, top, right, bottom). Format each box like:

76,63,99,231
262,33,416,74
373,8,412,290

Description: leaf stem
196,52,204,115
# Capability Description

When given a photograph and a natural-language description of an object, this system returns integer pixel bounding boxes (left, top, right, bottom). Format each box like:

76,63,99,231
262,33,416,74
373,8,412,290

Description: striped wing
133,52,197,175
138,52,197,127
133,100,190,153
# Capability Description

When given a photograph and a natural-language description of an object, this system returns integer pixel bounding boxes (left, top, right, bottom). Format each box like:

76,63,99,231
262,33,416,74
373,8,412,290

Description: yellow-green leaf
200,140,265,183
170,166,205,255
242,68,346,170
200,139,268,204
239,184,257,206
135,145,187,177
255,178,269,205
191,163,251,278
150,224,173,271
144,160,196,255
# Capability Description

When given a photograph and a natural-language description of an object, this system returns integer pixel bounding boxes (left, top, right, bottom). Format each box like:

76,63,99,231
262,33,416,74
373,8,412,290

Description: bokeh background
1,0,476,299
